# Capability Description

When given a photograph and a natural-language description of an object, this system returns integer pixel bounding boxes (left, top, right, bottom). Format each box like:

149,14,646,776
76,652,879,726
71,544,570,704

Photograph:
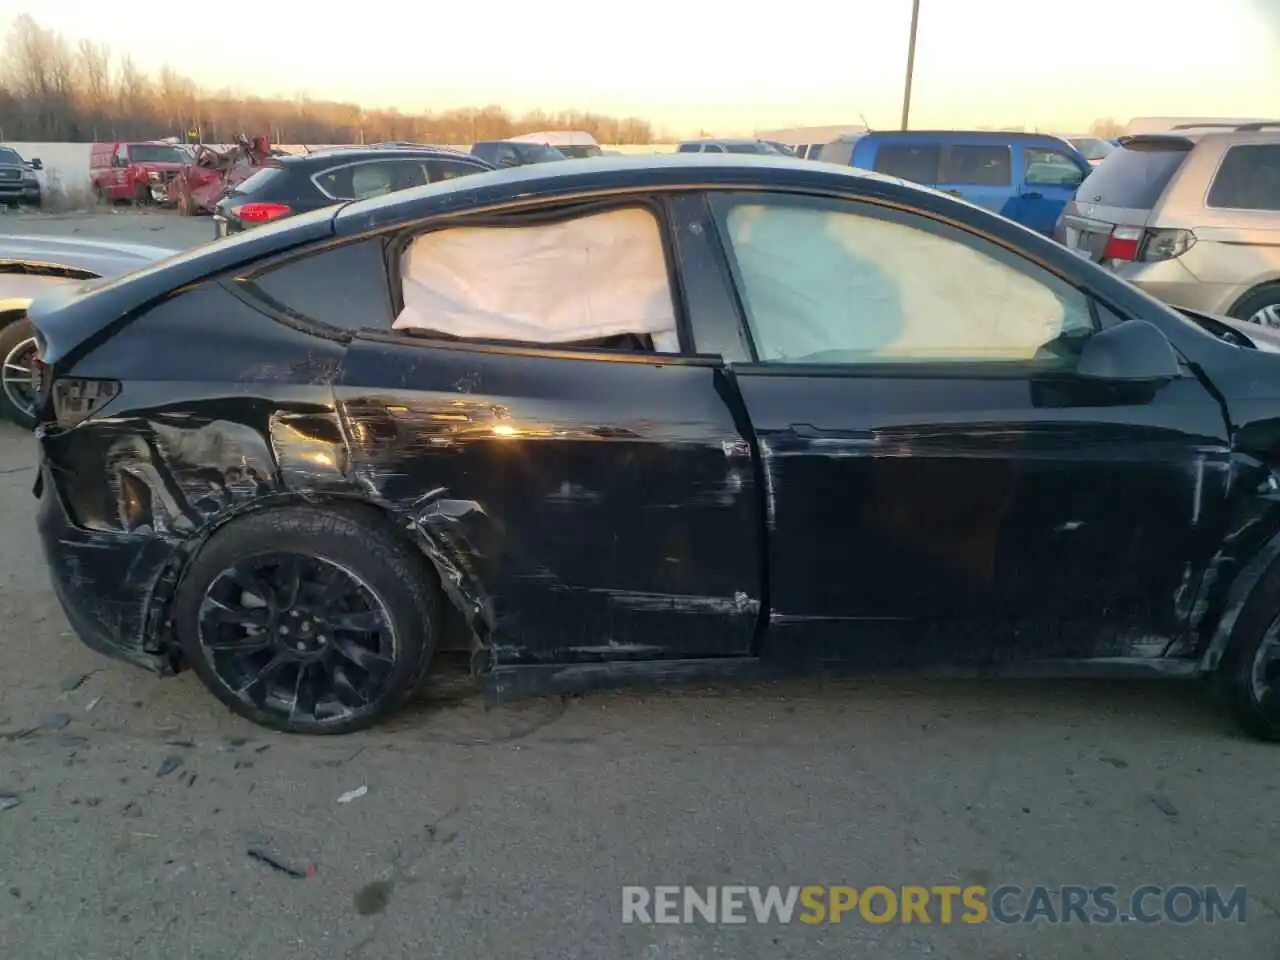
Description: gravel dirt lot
0,212,1278,959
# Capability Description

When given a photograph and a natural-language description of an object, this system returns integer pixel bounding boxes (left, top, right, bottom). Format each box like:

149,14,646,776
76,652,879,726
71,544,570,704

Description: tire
132,182,149,207
0,316,38,430
94,185,109,207
173,505,440,734
1217,565,1280,741
1229,284,1280,330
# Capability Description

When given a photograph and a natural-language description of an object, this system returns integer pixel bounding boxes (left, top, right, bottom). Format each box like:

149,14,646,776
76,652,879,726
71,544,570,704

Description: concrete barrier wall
0,141,681,209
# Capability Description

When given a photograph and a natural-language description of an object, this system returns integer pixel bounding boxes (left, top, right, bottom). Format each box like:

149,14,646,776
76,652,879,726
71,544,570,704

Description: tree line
0,14,658,145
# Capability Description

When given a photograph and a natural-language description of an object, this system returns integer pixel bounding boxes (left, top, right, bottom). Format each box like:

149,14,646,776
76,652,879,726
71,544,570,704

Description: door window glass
940,145,1012,185
314,160,428,200
871,144,941,183
1024,147,1087,187
429,159,487,182
392,206,680,352
1207,144,1280,210
711,195,1094,365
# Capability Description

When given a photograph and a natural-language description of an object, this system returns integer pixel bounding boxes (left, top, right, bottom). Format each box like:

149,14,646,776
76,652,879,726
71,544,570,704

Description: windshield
128,144,191,164
0,147,24,165
1076,139,1192,208
515,143,567,163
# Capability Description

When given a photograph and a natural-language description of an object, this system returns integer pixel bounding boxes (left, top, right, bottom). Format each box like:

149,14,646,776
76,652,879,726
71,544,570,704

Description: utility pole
900,0,921,130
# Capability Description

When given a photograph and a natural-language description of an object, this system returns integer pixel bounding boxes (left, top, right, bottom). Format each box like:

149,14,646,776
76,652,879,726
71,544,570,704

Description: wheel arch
1226,277,1280,318
151,493,477,673
1199,523,1280,672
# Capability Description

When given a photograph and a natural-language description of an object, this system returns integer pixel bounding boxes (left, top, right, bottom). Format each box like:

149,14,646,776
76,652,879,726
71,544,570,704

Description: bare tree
0,13,657,145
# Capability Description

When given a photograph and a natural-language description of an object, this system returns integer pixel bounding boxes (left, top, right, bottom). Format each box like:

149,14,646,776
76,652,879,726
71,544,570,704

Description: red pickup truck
89,141,192,204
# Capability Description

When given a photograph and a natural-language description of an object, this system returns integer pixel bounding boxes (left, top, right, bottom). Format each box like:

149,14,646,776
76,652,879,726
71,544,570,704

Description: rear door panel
336,342,762,663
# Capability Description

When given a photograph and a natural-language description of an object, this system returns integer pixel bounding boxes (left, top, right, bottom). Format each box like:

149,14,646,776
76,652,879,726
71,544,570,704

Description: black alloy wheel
198,553,397,724
175,506,439,734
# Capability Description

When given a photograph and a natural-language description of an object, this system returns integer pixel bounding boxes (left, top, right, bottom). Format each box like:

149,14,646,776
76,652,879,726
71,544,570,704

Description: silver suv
1055,122,1280,327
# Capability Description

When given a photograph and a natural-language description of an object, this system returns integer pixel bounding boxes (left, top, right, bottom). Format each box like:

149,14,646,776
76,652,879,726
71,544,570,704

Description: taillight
235,202,292,223
51,378,120,429
1141,228,1196,262
1102,226,1143,262
1103,226,1196,263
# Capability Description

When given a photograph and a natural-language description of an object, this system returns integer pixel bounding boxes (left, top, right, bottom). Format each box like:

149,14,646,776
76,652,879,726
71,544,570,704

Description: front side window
710,195,1095,366
940,145,1012,185
116,144,129,164
1207,144,1280,211
872,144,941,184
1024,147,1087,186
314,160,428,200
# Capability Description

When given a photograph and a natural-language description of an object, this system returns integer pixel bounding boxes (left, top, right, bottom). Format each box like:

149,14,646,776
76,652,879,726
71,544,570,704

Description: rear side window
429,159,486,181
1207,144,1280,211
1076,141,1192,208
240,239,394,331
872,144,941,183
677,143,700,153
940,145,1011,185
314,159,428,200
234,165,288,196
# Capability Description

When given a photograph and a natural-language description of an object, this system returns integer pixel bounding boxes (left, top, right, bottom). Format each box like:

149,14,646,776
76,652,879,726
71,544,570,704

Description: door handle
1021,191,1044,200
790,423,874,442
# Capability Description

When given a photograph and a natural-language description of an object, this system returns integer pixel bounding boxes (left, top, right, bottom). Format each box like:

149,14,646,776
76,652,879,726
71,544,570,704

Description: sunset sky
11,0,1280,136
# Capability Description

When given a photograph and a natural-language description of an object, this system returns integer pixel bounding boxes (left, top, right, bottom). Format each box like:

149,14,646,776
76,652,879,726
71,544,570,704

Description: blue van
816,131,1093,235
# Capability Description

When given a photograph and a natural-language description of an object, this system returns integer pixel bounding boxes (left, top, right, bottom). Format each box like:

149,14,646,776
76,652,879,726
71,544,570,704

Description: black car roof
336,153,909,232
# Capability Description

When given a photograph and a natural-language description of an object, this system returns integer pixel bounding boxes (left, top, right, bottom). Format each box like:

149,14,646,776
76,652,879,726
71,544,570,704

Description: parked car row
14,150,1280,743
1058,121,1280,327
0,146,43,209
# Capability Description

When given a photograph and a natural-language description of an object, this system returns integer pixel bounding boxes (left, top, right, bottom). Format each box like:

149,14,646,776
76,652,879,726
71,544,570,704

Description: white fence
1,141,680,209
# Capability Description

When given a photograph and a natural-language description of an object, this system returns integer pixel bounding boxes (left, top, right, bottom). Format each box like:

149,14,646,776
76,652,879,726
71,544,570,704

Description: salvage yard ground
0,211,1277,960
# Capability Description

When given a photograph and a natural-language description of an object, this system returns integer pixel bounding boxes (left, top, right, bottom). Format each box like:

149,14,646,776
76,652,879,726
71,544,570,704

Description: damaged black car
27,154,1280,738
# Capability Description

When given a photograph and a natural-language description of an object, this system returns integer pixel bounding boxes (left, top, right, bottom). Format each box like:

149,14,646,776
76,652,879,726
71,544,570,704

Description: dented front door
336,340,762,664
733,369,1231,669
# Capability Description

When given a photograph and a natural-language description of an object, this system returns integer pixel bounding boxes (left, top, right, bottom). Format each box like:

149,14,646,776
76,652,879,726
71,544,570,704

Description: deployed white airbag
394,207,679,351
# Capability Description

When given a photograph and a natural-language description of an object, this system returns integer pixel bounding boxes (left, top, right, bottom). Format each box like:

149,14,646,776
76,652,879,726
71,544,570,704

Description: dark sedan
211,145,492,237
25,154,1280,738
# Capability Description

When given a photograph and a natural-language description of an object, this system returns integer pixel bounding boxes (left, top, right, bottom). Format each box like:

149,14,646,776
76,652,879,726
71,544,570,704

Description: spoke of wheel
290,661,318,720
323,609,386,633
226,567,274,608
333,638,393,683
2,362,28,376
205,637,273,654
202,597,271,629
237,652,290,705
331,664,370,710
274,555,303,608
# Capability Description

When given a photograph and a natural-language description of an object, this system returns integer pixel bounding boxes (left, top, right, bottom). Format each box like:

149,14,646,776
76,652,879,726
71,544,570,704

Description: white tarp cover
394,207,679,351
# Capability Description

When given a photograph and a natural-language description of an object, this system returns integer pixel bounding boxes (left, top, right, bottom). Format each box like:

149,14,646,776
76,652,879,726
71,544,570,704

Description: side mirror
1077,319,1182,381
29,158,42,170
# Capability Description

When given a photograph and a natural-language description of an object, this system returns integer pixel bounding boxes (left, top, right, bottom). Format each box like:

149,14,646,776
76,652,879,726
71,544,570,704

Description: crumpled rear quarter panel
37,281,351,668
